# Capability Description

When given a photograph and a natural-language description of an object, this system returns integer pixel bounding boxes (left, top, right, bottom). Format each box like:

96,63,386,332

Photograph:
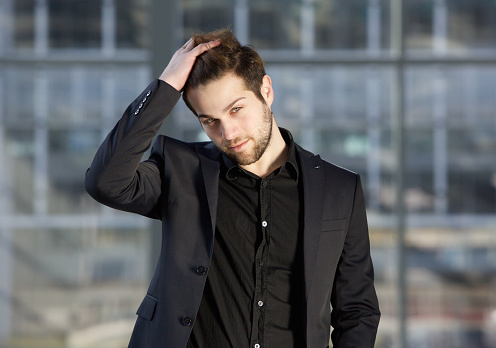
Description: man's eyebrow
222,97,245,113
197,97,246,119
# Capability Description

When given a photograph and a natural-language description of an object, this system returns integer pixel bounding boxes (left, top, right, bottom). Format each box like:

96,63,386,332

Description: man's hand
159,38,221,92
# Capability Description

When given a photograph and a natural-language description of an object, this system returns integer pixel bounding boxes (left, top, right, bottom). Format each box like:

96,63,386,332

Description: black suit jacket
85,79,380,348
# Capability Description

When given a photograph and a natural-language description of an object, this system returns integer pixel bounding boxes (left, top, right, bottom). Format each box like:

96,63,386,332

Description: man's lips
227,139,249,152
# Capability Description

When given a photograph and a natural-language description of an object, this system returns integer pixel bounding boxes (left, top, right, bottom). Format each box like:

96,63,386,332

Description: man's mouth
228,139,249,152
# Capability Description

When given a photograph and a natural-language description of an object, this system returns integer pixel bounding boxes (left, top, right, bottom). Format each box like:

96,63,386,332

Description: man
85,29,380,348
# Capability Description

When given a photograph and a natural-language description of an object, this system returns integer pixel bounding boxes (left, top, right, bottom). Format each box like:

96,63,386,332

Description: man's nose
221,121,238,141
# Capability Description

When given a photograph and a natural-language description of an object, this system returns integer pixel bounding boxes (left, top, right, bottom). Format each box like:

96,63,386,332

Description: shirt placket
250,177,271,348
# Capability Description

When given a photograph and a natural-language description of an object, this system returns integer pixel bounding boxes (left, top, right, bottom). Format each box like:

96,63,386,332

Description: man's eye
203,118,216,125
231,107,241,113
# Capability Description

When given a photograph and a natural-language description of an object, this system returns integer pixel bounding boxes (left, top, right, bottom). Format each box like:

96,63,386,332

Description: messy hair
182,28,266,115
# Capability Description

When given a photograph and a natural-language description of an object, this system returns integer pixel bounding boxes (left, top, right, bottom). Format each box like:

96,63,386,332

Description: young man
85,29,380,348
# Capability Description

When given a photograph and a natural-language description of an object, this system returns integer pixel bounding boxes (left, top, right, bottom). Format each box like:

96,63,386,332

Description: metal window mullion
300,69,315,151
0,69,13,343
33,69,49,215
101,68,116,216
4,54,496,66
367,0,381,56
234,0,249,45
331,68,346,124
71,67,85,123
366,69,382,211
34,0,49,55
101,0,116,56
301,0,315,55
101,69,116,135
464,66,477,126
433,69,448,214
433,0,448,54
0,0,13,55
391,0,407,347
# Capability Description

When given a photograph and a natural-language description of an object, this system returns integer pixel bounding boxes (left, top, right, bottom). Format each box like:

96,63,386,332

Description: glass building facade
0,1,495,347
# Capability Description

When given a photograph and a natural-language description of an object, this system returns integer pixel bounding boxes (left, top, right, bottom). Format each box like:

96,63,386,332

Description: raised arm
84,38,220,218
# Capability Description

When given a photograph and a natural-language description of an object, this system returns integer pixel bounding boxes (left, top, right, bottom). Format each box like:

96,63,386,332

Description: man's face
186,73,274,166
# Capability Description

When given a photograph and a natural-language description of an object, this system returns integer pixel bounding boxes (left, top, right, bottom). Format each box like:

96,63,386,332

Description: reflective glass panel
182,0,234,40
14,0,35,49
116,0,149,49
48,0,101,48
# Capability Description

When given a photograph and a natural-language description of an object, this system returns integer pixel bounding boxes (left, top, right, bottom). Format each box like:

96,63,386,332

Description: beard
221,102,273,166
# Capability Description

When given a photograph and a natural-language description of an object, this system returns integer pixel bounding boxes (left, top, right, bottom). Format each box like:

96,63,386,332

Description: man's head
188,73,274,166
183,29,278,167
182,28,267,115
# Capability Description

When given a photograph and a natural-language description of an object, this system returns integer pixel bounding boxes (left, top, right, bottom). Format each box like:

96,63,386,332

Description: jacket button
182,316,193,326
196,266,208,275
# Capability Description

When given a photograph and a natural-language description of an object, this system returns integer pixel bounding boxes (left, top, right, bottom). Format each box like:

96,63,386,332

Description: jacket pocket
321,218,347,232
136,294,157,321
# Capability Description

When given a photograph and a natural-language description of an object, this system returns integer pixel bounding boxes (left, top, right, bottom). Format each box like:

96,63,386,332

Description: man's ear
260,75,274,107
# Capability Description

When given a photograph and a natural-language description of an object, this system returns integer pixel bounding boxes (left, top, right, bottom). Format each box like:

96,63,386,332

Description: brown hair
182,28,266,115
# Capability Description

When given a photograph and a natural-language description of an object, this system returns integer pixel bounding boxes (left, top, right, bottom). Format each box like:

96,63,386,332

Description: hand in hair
159,38,221,92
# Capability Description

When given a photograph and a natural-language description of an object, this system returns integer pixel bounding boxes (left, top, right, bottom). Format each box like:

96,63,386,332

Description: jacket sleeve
84,79,181,219
330,174,380,347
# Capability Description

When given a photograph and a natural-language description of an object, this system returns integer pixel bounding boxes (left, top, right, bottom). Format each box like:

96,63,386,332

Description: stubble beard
223,103,273,166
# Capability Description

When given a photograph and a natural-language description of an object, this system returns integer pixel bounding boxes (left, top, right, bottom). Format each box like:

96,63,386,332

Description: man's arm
330,175,380,347
84,38,220,217
84,80,179,217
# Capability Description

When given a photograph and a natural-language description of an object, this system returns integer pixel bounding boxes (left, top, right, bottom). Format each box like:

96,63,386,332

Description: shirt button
262,221,267,228
254,344,260,348
182,316,193,326
262,181,267,187
258,300,264,307
196,266,208,275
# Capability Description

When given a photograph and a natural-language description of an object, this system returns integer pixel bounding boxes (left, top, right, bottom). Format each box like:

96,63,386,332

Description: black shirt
187,130,305,348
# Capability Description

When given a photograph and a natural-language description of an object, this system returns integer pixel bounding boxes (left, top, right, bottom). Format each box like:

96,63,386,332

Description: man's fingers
159,39,221,91
191,39,221,56
182,38,194,50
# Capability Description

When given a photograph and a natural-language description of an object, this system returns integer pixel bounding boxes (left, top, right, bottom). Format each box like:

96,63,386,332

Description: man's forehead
196,73,250,92
188,75,253,106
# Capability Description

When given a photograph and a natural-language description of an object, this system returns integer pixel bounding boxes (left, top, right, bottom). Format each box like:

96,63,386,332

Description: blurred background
0,0,495,347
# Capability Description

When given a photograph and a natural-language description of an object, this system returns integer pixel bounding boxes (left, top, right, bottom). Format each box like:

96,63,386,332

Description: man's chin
225,152,257,166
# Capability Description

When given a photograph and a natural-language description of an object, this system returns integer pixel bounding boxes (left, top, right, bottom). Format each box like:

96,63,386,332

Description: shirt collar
222,128,299,181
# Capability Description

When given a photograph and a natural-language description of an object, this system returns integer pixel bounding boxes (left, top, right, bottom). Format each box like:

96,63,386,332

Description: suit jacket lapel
198,144,221,234
297,147,325,300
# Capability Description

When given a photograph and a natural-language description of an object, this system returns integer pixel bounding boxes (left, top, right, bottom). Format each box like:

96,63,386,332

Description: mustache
222,138,247,148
